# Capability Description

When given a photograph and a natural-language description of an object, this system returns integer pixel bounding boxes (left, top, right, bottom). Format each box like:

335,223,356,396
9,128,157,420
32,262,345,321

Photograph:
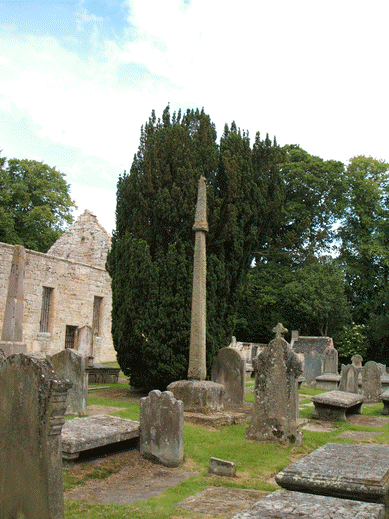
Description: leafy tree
0,155,76,252
108,107,350,390
337,155,389,361
235,256,351,343
334,323,369,365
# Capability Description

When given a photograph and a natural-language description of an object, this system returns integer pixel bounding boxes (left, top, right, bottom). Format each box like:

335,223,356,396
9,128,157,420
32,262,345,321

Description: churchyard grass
64,384,389,519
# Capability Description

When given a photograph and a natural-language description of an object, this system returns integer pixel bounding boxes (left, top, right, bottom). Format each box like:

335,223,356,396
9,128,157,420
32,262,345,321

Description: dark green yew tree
108,108,285,390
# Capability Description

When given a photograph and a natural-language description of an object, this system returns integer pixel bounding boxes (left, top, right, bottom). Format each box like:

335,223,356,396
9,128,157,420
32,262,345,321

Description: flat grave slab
184,411,247,427
347,414,389,427
311,390,364,421
337,430,383,440
275,442,389,507
231,489,385,519
177,487,269,517
61,414,140,459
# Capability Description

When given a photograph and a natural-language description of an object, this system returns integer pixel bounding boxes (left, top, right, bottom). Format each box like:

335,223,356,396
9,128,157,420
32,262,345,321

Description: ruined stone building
0,210,116,363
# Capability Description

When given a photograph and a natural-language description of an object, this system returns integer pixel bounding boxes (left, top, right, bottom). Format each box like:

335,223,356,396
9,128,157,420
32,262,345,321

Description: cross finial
272,323,288,338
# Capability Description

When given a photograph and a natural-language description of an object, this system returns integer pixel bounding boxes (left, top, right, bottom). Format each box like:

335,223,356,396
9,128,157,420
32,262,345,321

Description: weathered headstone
0,353,71,519
231,489,385,519
140,390,183,467
50,348,88,415
275,442,389,510
322,345,338,374
377,363,387,374
304,350,323,384
338,364,358,393
0,245,27,355
246,324,303,445
352,354,363,370
76,324,93,357
211,347,246,406
362,360,382,403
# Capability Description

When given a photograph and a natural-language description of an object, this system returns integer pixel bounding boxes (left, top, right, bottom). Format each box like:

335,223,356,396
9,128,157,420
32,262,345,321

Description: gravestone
231,489,385,519
211,347,246,406
304,350,323,384
362,360,382,403
338,364,358,393
322,345,338,374
50,348,88,415
352,354,363,370
246,324,303,445
0,353,71,519
275,442,389,509
377,363,387,374
140,390,183,467
77,324,93,357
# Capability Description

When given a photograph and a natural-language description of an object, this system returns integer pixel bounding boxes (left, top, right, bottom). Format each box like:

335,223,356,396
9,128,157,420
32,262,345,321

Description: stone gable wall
47,209,111,269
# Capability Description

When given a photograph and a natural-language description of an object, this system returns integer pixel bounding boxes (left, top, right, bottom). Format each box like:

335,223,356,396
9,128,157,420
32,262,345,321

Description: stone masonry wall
0,210,116,363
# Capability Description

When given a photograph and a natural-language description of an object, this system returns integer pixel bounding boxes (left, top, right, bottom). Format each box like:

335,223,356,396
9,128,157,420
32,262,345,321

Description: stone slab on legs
231,490,385,519
61,414,140,459
315,374,341,391
381,389,389,415
311,390,364,421
275,442,389,507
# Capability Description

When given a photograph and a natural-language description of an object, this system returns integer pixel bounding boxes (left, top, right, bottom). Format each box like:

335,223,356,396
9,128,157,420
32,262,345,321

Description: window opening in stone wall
65,325,77,349
39,287,53,333
92,296,103,336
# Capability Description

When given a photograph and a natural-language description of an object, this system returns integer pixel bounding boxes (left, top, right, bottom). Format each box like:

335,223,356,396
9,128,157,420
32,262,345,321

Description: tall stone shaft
1,245,26,342
188,176,208,380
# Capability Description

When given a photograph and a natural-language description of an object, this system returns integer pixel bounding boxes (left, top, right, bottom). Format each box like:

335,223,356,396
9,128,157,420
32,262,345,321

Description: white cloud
1,0,389,235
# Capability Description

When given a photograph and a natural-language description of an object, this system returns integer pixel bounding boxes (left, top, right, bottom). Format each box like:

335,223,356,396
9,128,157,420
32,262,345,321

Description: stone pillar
188,176,208,381
0,245,27,355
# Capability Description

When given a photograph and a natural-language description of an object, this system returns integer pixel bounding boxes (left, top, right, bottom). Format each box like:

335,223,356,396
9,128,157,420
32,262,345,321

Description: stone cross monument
167,176,225,412
188,176,208,380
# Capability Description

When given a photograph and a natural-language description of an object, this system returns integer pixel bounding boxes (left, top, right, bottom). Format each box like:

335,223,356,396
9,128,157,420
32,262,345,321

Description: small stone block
311,390,364,421
61,414,140,459
275,442,389,507
231,490,385,518
209,457,236,477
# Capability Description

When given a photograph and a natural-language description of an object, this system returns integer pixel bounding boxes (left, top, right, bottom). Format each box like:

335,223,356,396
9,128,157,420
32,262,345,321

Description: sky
1,0,388,235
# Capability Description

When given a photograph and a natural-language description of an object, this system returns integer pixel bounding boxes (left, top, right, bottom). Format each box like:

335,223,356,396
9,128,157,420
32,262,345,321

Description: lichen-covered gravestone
362,361,382,403
338,364,358,393
352,354,363,370
140,390,184,467
322,345,338,374
0,353,72,519
304,350,323,385
246,324,303,445
50,348,88,415
211,347,246,406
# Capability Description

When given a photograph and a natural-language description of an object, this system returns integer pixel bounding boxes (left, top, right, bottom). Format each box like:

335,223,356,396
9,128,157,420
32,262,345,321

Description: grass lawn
64,380,389,519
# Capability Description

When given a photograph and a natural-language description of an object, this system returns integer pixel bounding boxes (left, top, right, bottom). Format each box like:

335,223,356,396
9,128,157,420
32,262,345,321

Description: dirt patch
337,430,383,440
88,386,148,402
347,415,389,427
65,449,199,505
86,404,125,416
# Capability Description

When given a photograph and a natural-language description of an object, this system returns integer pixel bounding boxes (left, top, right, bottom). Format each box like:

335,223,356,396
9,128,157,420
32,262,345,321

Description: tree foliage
337,155,389,361
0,155,76,252
108,106,350,390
